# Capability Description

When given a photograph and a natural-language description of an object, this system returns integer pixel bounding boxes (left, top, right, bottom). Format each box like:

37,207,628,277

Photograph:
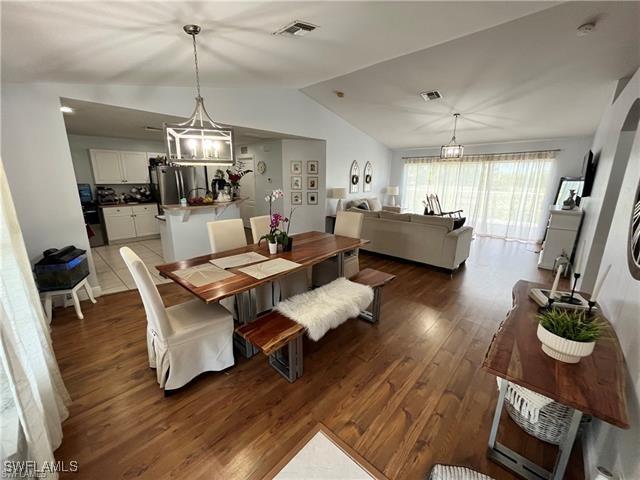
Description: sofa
347,208,473,271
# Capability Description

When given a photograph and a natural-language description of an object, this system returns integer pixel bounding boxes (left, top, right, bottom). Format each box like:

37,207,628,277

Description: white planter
537,323,595,363
268,241,278,255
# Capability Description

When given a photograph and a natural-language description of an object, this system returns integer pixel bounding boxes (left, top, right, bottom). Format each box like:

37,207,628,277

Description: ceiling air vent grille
420,90,443,101
274,20,318,37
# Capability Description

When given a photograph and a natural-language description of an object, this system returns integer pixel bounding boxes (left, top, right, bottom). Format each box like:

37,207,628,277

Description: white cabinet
120,152,149,183
90,150,123,184
538,206,583,270
131,205,160,236
90,149,150,184
103,204,160,243
103,207,137,241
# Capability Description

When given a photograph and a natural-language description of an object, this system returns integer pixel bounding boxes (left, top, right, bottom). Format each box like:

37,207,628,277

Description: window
402,151,555,242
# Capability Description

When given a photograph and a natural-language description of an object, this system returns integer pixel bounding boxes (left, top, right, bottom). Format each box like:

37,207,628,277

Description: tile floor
92,238,171,295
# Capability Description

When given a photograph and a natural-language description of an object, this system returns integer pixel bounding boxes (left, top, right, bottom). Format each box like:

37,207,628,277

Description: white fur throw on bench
275,277,374,341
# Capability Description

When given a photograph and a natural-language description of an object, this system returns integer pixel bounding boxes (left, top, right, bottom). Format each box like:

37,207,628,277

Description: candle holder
558,272,582,305
585,300,598,321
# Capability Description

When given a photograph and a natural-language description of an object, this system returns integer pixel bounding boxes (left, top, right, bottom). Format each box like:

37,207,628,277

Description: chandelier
164,25,234,166
440,113,464,159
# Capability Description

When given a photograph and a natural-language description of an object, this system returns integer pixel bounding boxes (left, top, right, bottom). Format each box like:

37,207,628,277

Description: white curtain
402,151,555,242
0,156,70,477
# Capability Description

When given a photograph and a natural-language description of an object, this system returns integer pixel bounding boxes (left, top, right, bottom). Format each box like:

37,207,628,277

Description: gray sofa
348,208,473,271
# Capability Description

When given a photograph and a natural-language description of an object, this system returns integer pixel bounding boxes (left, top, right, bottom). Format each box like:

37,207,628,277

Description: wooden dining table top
482,279,630,429
156,231,369,304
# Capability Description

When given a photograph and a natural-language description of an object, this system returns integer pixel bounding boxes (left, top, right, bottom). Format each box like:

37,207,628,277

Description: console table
482,280,629,480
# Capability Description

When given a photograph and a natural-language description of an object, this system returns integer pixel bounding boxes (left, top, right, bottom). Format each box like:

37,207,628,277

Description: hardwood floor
51,237,583,479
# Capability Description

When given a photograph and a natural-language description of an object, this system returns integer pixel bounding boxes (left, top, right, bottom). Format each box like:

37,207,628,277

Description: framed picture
349,160,360,194
307,160,319,174
291,176,302,190
290,161,302,175
363,161,373,192
291,191,303,205
307,192,318,205
307,176,318,190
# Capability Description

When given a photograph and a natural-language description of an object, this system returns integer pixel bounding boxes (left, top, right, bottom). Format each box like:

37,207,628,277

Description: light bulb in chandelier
440,113,464,159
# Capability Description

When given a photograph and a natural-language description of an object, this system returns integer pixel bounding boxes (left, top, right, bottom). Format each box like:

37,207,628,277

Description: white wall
390,136,592,213
238,140,284,217
586,89,640,480
282,139,327,234
67,133,165,192
1,82,391,272
579,69,640,291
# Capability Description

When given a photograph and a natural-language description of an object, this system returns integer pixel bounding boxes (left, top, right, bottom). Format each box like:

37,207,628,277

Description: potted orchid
278,207,297,252
259,189,285,254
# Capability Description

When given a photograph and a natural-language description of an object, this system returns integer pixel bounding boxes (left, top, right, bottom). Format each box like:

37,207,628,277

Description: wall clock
628,177,640,280
256,160,266,174
349,160,360,193
363,161,372,192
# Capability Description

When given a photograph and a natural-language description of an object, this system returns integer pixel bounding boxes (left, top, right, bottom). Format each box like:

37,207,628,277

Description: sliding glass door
402,151,555,242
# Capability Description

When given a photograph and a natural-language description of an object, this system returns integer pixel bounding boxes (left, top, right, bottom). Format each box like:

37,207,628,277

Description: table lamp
330,187,348,211
386,186,399,206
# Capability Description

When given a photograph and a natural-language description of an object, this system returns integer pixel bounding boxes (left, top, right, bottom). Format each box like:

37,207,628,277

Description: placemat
209,251,269,269
238,258,301,280
173,264,236,287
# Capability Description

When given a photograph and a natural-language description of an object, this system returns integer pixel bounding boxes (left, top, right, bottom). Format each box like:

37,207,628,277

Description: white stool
40,277,96,322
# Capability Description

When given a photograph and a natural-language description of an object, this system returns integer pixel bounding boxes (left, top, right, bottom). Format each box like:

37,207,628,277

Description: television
582,150,598,197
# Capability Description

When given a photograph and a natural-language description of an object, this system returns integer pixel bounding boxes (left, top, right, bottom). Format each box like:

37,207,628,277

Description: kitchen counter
158,199,244,262
98,202,157,208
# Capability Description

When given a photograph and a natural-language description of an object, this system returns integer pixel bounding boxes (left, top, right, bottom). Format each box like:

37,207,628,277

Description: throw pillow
453,217,466,229
367,197,382,211
355,201,370,210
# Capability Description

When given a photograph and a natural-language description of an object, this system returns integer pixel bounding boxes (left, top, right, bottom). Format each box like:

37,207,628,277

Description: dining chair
313,210,364,286
120,247,234,392
249,215,270,244
207,218,273,314
249,214,310,299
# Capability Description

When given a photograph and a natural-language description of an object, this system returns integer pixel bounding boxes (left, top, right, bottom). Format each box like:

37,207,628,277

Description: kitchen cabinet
103,204,160,243
120,152,149,183
90,150,122,184
90,149,150,184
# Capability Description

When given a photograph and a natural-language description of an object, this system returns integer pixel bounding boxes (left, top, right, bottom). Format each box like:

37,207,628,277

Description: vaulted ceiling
2,1,638,149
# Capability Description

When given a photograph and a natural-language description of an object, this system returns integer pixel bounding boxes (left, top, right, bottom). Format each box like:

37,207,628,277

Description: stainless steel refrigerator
149,165,198,212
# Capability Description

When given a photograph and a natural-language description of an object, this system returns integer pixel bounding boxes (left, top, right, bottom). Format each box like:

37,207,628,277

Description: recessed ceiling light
60,106,74,113
577,22,596,37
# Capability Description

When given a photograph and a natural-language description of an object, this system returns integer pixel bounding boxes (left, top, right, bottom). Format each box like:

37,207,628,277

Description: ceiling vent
274,20,318,37
420,90,443,101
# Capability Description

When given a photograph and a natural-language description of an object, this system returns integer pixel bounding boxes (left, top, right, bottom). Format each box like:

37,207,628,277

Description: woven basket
428,464,495,480
504,395,573,445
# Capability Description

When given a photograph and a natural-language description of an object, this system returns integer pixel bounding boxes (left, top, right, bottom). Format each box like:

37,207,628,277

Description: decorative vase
536,323,595,363
268,241,278,255
562,189,577,210
282,237,293,252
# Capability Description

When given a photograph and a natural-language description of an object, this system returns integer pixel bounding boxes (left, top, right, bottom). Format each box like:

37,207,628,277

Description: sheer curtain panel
0,156,70,478
402,151,555,242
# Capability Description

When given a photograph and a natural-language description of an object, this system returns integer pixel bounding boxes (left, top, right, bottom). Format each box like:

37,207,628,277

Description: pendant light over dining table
440,113,464,159
163,25,234,167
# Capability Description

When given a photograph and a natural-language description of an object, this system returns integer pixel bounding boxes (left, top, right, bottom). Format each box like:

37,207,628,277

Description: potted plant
278,207,297,252
259,190,285,254
536,307,601,363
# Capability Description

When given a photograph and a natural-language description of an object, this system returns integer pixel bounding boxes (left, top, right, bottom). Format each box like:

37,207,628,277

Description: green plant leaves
537,307,601,342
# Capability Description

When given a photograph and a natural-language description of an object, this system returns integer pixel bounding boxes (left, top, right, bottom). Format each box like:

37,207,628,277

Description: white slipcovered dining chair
249,215,310,299
313,210,364,286
120,247,234,391
207,218,273,314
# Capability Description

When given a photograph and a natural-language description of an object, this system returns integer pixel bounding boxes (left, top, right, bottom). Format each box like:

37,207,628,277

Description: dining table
156,231,369,357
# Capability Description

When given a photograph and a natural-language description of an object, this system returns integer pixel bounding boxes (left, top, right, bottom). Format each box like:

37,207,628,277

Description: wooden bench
235,268,395,382
235,312,304,382
350,268,396,323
